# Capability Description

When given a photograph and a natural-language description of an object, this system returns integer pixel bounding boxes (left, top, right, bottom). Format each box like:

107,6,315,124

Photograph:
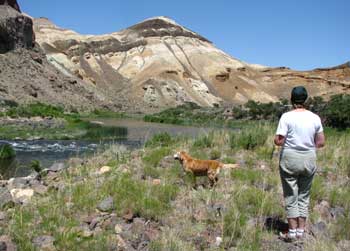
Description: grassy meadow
1,120,349,250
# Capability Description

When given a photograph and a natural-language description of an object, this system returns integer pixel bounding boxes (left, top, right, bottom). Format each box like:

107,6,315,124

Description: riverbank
0,123,349,250
0,103,129,140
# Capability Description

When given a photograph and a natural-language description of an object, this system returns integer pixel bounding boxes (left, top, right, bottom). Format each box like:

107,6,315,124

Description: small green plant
143,166,161,178
0,144,16,159
142,147,171,167
192,133,214,148
230,126,269,150
210,148,221,159
30,160,42,173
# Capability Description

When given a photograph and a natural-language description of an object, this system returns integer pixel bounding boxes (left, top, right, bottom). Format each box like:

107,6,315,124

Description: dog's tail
221,163,240,169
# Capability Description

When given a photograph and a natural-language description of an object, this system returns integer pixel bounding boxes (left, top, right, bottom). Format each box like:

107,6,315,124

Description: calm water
0,119,212,178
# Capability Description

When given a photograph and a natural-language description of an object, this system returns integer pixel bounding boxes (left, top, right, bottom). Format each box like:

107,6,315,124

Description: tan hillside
33,16,350,112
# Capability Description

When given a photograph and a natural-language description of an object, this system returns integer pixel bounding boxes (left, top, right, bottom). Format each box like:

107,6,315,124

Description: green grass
142,147,171,167
3,117,350,250
4,102,66,118
145,132,175,148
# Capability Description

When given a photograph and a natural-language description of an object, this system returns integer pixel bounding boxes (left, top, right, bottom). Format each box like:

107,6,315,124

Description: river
0,119,213,178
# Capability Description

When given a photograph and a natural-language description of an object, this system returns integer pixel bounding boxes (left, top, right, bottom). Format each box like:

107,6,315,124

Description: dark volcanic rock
0,0,20,12
0,5,34,53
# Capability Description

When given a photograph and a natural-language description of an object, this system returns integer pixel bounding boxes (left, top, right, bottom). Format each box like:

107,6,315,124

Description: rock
67,158,85,167
313,200,332,221
0,211,6,220
0,187,12,208
311,221,328,238
10,188,34,204
7,177,28,190
159,155,174,168
215,236,223,247
338,240,350,251
97,166,111,175
32,235,55,250
0,242,5,251
131,218,146,233
123,209,135,222
97,196,115,212
0,0,21,12
47,162,65,172
32,184,48,195
330,206,345,219
116,235,127,249
0,235,16,251
0,4,34,53
152,179,161,185
89,216,103,230
114,224,123,234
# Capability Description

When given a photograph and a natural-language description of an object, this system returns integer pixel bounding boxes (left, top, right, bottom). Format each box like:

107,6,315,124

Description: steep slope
0,2,119,111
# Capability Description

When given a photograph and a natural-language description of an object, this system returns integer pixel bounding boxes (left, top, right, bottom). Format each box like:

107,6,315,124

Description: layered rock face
0,2,112,111
0,4,33,53
33,16,350,112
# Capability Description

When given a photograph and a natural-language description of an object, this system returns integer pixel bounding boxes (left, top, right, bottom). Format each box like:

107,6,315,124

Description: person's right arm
315,132,325,148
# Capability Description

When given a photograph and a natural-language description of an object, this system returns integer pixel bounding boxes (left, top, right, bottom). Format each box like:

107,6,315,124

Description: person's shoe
279,229,297,242
296,228,305,239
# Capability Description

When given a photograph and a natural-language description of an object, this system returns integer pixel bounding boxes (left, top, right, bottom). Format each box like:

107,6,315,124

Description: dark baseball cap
291,86,308,104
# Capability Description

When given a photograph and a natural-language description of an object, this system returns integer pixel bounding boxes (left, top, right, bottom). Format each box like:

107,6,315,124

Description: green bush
0,144,16,159
6,102,65,118
323,94,350,129
143,147,171,167
145,132,174,147
230,127,269,150
192,133,214,148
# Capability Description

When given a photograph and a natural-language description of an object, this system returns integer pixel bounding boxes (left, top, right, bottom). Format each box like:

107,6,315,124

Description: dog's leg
208,170,217,188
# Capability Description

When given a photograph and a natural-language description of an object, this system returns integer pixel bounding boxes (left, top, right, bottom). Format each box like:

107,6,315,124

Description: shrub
0,144,16,159
145,132,174,147
30,160,42,173
230,127,269,150
323,94,350,129
192,133,214,148
143,147,171,167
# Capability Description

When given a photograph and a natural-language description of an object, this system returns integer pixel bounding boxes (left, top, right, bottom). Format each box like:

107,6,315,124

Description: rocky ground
0,124,349,250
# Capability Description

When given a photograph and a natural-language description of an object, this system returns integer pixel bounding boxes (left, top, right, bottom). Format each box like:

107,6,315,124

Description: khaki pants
279,148,317,218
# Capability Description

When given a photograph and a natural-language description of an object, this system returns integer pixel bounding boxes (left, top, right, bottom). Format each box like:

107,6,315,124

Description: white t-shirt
276,110,323,151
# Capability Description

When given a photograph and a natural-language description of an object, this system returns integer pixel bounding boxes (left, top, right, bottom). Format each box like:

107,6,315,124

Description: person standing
274,86,325,241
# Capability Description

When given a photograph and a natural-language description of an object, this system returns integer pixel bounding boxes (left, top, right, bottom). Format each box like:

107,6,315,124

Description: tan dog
174,151,239,186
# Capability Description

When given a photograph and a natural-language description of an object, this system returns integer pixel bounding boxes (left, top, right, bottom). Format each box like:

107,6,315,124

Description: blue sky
19,0,349,70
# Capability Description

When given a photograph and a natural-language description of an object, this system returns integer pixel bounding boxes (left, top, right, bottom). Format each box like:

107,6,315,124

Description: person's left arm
274,114,287,146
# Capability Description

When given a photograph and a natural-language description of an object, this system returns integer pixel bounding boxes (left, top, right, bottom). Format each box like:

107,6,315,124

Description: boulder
47,162,66,172
0,187,12,208
97,196,115,212
0,4,34,53
97,166,111,175
10,188,34,204
32,235,55,251
0,235,16,251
